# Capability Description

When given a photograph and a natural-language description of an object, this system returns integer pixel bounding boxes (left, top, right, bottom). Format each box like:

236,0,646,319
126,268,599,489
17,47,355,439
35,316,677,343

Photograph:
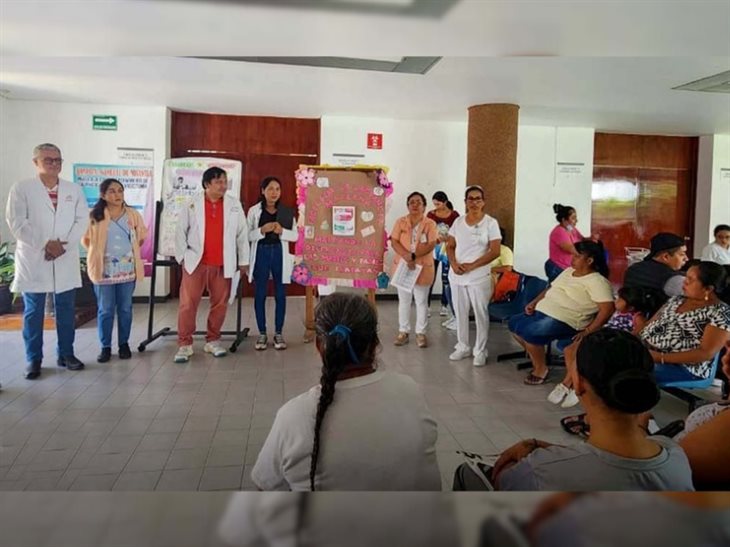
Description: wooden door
591,134,697,286
170,112,320,297
241,153,314,297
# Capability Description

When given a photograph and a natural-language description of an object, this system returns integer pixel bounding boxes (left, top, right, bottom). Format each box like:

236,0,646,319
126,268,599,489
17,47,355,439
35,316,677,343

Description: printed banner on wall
73,164,154,211
158,157,243,257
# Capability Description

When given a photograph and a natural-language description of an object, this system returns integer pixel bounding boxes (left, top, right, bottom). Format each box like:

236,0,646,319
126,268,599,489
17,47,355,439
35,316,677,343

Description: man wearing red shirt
174,167,249,362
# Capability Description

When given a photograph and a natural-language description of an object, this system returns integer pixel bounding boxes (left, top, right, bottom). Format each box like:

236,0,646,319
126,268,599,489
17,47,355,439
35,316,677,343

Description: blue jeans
508,311,578,346
94,281,135,348
253,244,285,334
22,289,76,363
441,260,452,311
429,259,452,308
544,259,565,283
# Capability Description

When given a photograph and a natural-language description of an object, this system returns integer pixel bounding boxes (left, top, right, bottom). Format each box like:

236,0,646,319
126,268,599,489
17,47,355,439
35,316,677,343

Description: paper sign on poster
332,206,356,236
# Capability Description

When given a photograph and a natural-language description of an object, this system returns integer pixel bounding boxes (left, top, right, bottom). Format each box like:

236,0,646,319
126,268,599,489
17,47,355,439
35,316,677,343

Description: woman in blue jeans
247,177,297,351
508,240,614,385
427,191,459,321
82,178,148,362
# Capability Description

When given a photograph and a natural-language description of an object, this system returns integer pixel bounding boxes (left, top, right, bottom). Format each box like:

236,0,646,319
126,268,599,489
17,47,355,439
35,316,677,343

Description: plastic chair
492,275,549,362
659,353,721,412
625,247,650,266
490,275,547,323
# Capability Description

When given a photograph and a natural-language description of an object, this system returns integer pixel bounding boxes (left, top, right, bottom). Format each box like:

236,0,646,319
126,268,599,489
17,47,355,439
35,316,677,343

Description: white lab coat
246,202,297,284
174,192,249,278
6,177,89,294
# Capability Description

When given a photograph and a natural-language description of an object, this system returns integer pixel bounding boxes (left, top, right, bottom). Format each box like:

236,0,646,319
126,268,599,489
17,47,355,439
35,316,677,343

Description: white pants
452,278,493,356
397,285,430,335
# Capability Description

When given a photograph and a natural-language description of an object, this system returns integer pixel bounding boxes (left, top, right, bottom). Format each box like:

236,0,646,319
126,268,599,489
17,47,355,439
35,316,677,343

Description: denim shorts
508,311,578,346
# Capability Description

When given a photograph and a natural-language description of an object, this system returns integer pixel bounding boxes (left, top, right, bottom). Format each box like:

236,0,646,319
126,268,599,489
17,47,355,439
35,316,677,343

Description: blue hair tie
328,324,360,364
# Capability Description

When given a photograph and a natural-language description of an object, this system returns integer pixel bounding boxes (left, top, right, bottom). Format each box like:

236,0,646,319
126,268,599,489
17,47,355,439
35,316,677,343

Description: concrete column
466,104,519,245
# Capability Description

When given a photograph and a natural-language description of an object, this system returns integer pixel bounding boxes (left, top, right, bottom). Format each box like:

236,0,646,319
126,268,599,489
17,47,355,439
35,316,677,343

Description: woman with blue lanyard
427,191,459,329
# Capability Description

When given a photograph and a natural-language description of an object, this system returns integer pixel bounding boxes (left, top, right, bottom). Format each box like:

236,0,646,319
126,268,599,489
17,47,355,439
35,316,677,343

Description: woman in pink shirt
390,192,438,348
545,203,584,282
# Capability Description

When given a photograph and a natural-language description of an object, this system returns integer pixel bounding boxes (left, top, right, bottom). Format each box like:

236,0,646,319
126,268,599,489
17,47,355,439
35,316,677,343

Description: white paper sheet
228,271,241,305
390,260,422,293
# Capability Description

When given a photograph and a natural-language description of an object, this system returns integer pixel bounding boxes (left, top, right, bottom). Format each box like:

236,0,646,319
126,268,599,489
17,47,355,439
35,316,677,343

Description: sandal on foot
560,413,590,438
524,372,549,385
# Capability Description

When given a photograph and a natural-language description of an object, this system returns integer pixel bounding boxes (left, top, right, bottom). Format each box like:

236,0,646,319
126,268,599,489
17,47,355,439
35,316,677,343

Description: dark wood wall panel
592,133,698,285
170,112,320,297
594,133,697,169
173,113,320,157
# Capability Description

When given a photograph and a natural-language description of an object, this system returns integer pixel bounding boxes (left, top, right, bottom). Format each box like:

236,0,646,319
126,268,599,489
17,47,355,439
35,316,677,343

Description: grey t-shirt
498,436,694,491
536,493,730,547
663,274,686,297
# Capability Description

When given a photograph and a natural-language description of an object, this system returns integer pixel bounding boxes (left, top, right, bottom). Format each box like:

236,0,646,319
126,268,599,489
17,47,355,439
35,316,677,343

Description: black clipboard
275,205,295,231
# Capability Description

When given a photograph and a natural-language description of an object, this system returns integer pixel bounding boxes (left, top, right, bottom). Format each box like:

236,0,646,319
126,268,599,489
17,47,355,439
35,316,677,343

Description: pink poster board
293,166,393,289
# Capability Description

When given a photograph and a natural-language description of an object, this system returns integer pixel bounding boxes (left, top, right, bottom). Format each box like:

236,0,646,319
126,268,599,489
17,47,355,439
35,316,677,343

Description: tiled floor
0,297,712,491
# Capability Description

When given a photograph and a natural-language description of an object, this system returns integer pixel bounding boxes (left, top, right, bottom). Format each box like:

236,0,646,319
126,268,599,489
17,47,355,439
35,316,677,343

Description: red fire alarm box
367,133,383,149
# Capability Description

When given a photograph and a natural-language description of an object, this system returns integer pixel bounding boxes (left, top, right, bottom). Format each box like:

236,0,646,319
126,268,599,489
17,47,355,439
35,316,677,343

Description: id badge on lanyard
411,222,426,254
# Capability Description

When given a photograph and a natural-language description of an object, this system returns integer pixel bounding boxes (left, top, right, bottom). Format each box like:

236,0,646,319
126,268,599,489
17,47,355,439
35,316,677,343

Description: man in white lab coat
6,143,89,379
174,167,249,363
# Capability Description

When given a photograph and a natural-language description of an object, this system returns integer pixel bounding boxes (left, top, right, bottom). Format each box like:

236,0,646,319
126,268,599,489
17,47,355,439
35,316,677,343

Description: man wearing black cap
623,232,687,299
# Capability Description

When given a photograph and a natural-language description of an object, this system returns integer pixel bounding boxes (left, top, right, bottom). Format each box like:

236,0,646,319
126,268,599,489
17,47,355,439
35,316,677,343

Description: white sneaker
204,342,227,358
442,317,456,329
427,309,432,318
174,345,194,363
439,305,449,317
473,352,487,367
547,383,570,404
449,349,471,361
560,389,580,408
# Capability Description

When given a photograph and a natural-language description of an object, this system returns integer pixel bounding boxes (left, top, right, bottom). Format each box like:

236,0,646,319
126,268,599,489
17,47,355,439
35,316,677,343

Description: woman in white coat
5,143,89,379
247,176,297,351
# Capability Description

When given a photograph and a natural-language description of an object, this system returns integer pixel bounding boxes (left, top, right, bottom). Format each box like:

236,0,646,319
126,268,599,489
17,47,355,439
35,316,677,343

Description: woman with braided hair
251,293,441,491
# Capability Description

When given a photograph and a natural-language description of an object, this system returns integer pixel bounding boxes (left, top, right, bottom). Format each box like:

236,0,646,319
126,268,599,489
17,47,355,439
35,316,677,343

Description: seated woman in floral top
641,261,730,384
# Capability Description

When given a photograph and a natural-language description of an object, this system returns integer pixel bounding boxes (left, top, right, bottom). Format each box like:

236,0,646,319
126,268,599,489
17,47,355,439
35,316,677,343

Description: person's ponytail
309,295,379,491
553,203,575,223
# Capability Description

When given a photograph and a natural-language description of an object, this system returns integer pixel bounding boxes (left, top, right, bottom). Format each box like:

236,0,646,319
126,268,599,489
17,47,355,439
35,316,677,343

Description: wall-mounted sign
332,152,366,167
367,133,383,149
117,147,153,166
555,161,586,186
93,114,117,131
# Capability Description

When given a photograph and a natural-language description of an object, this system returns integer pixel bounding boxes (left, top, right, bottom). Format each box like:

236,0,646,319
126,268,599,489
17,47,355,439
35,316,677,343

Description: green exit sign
93,115,117,131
